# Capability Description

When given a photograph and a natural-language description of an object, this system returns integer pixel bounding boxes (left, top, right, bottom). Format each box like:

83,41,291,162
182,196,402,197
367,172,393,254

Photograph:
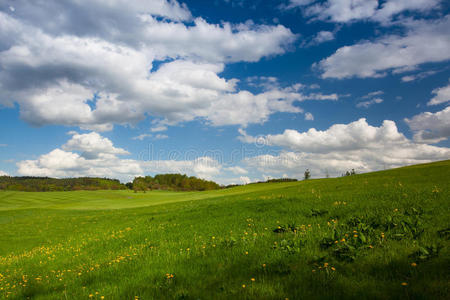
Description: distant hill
0,176,126,192
132,174,220,192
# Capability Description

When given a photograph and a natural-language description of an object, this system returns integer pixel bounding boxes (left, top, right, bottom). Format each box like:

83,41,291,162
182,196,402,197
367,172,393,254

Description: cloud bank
240,118,450,177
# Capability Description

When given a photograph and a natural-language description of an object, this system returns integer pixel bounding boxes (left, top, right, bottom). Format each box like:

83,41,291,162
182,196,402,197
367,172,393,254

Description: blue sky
0,0,449,184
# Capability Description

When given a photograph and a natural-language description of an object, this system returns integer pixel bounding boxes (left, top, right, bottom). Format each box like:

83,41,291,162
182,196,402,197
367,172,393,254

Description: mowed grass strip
0,181,300,211
0,160,449,299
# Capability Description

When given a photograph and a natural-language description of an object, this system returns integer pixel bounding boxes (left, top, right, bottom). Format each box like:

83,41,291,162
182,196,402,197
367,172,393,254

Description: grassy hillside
0,161,449,299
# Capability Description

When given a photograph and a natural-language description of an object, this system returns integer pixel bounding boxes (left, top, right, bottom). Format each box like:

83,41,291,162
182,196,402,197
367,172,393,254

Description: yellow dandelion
411,262,417,267
401,282,408,286
251,278,255,282
242,284,246,288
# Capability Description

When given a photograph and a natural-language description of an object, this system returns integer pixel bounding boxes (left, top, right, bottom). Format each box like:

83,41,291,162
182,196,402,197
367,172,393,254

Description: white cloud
132,134,153,141
316,16,450,79
401,70,438,82
356,98,383,108
312,31,335,44
0,170,8,176
151,126,168,132
405,106,450,143
285,0,441,24
240,118,406,153
304,112,314,120
362,90,384,99
17,132,222,182
242,118,450,177
225,166,248,175
62,132,129,159
154,134,169,140
427,81,450,106
305,93,339,101
0,2,298,130
239,176,251,184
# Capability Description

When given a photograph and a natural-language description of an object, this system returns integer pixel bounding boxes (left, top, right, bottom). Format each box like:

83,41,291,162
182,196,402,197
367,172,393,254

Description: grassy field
0,161,449,299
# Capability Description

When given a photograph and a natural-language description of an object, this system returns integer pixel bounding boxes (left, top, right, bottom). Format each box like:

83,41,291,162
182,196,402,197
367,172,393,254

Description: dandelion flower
251,278,255,282
242,284,246,288
401,282,408,286
411,262,417,267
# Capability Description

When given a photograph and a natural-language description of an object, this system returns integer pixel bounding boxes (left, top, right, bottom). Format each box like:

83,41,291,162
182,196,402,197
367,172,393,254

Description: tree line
0,174,221,192
0,176,126,192
131,174,220,192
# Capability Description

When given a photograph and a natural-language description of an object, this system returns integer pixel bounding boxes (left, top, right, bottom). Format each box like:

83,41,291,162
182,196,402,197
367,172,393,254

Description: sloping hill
0,160,448,299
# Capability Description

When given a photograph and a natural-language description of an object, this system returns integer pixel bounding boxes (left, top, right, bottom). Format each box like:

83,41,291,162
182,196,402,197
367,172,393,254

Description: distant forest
0,176,126,192
0,174,302,192
0,174,221,192
132,174,220,192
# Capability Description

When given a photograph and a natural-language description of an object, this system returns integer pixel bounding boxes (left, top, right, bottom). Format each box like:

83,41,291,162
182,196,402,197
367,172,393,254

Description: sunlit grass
0,160,449,299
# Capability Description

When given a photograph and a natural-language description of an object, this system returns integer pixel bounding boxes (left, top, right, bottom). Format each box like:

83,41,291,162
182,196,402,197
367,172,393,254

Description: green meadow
0,161,449,299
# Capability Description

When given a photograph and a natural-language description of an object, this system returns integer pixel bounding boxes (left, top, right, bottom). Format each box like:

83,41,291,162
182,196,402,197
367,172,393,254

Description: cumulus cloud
17,132,222,182
316,16,450,79
0,170,8,176
62,132,129,159
427,81,450,106
240,176,251,184
240,118,450,177
311,31,335,44
405,106,450,143
0,2,298,130
285,0,441,24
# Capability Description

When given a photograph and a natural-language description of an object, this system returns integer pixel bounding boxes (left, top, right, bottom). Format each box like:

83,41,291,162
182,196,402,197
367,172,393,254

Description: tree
304,169,311,180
